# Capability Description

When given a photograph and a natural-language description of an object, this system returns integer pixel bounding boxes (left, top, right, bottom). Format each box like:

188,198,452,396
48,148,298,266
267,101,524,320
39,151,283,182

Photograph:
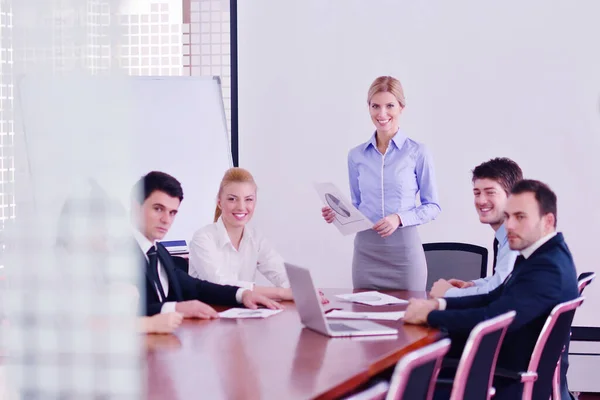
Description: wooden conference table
146,289,442,400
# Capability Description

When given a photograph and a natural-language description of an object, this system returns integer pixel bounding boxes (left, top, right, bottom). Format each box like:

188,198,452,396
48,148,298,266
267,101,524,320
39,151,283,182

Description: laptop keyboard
328,323,360,332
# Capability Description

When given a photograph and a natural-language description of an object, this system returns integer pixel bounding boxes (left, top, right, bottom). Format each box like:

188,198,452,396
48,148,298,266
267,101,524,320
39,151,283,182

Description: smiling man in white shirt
430,158,522,298
131,171,282,318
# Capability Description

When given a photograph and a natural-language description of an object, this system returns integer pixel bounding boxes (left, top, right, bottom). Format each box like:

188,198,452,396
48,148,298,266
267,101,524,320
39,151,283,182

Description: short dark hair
472,158,523,194
511,179,557,227
131,171,184,204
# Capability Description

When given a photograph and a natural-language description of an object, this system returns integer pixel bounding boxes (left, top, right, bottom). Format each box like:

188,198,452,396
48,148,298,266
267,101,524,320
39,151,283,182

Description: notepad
335,291,409,306
326,310,405,321
219,308,283,319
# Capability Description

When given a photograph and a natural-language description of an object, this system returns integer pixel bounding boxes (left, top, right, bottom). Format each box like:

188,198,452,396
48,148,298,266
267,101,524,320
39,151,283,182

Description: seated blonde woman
190,168,327,303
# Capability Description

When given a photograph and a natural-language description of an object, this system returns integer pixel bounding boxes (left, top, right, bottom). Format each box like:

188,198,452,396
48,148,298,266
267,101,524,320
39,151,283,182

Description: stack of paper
218,308,283,319
335,291,409,306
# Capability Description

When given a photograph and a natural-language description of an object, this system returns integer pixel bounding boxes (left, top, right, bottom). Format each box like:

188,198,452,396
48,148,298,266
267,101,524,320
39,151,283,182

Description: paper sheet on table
218,308,283,319
335,291,409,306
314,182,373,236
326,310,405,321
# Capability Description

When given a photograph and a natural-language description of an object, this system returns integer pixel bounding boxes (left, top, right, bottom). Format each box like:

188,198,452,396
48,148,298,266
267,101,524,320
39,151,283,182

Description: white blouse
188,218,290,290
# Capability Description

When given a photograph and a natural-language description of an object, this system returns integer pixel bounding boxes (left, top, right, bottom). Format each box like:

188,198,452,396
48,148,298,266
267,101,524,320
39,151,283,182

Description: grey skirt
352,226,427,291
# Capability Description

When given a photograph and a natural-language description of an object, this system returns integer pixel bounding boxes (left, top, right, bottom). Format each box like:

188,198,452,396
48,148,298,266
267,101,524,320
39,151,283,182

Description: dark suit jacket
143,242,240,316
428,233,578,373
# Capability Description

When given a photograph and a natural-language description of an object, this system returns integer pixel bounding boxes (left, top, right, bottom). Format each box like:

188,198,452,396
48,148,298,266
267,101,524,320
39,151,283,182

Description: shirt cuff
237,281,255,290
396,211,417,227
443,287,461,298
161,302,177,314
236,288,249,303
437,298,447,311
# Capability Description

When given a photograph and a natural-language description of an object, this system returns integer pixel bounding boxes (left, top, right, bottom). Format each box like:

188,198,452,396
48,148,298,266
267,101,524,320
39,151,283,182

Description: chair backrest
386,338,451,400
577,272,596,295
423,243,488,291
526,297,585,400
450,310,516,400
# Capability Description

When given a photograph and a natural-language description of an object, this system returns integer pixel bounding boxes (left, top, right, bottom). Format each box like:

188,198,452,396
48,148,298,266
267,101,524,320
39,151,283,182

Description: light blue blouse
348,131,441,226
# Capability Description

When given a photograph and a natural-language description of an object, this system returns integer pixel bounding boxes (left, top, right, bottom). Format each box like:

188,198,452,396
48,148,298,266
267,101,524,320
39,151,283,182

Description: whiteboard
15,75,232,244
238,0,600,328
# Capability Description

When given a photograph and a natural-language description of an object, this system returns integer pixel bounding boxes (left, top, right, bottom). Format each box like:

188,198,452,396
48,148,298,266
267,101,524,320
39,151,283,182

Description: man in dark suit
131,171,282,317
404,179,578,398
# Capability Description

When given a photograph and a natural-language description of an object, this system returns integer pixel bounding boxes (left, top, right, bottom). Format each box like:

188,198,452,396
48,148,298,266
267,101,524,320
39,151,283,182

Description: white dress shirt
438,230,558,310
134,229,248,314
188,218,290,290
445,224,518,297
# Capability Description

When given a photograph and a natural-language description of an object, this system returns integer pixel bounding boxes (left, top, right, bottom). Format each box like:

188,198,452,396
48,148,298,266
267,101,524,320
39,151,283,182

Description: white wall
238,0,600,327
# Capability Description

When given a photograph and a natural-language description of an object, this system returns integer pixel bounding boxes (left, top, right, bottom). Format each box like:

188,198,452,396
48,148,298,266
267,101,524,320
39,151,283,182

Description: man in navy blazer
132,171,282,317
405,179,578,398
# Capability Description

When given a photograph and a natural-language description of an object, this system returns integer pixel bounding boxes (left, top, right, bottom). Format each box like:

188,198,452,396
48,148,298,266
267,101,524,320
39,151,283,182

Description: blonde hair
214,167,257,222
367,76,406,108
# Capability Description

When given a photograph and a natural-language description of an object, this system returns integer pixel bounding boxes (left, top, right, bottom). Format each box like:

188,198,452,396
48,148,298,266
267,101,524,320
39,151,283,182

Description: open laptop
285,263,398,337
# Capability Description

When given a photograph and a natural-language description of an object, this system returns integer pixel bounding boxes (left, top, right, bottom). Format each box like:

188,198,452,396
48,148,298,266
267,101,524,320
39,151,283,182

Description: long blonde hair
214,167,257,222
367,76,406,107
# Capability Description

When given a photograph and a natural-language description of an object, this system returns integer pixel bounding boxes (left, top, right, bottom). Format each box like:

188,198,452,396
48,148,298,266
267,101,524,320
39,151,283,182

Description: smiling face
504,192,555,251
368,91,403,136
473,178,508,231
134,190,180,242
217,182,256,229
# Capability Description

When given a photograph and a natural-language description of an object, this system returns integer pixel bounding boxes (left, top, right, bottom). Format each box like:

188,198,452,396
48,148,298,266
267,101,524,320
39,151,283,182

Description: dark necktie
492,238,500,274
147,247,167,301
502,255,525,286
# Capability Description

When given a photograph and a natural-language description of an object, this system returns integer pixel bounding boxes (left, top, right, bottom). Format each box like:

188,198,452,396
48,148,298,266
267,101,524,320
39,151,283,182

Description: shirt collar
495,223,508,245
215,217,232,248
363,130,407,152
520,231,557,259
215,217,253,249
133,228,156,254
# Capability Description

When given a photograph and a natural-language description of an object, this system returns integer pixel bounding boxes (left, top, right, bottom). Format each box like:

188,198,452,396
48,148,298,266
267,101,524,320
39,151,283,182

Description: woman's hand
373,214,402,238
321,206,336,223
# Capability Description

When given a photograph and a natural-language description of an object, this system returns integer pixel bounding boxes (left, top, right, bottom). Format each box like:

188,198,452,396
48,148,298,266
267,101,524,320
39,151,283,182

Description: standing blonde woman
322,76,441,290
189,168,299,301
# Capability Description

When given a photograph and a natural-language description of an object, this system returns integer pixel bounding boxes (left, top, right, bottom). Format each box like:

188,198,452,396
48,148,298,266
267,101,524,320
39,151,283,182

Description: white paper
218,308,283,319
314,182,373,236
326,310,405,321
335,291,409,306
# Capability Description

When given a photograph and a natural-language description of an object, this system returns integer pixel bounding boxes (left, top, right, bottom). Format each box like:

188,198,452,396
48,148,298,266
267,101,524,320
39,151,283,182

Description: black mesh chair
436,310,516,400
422,243,488,291
343,339,451,400
551,272,596,399
386,338,451,400
577,272,596,294
494,297,585,400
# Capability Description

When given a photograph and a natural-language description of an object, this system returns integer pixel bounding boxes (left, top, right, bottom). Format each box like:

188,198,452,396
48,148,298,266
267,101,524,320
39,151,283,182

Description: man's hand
146,312,184,333
373,214,402,238
242,291,284,310
448,278,475,289
404,298,439,325
175,300,219,319
430,279,454,298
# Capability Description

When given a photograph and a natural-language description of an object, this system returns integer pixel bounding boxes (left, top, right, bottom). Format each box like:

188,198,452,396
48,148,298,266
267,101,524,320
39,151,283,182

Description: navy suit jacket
428,233,578,372
143,242,240,316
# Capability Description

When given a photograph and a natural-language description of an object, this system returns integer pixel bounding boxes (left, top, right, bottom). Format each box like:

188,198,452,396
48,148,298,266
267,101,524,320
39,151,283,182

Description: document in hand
326,310,405,321
218,308,283,319
314,182,373,236
335,291,409,306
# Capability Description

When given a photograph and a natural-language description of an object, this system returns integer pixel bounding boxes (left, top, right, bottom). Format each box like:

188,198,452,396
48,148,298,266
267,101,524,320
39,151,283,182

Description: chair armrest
494,367,537,383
